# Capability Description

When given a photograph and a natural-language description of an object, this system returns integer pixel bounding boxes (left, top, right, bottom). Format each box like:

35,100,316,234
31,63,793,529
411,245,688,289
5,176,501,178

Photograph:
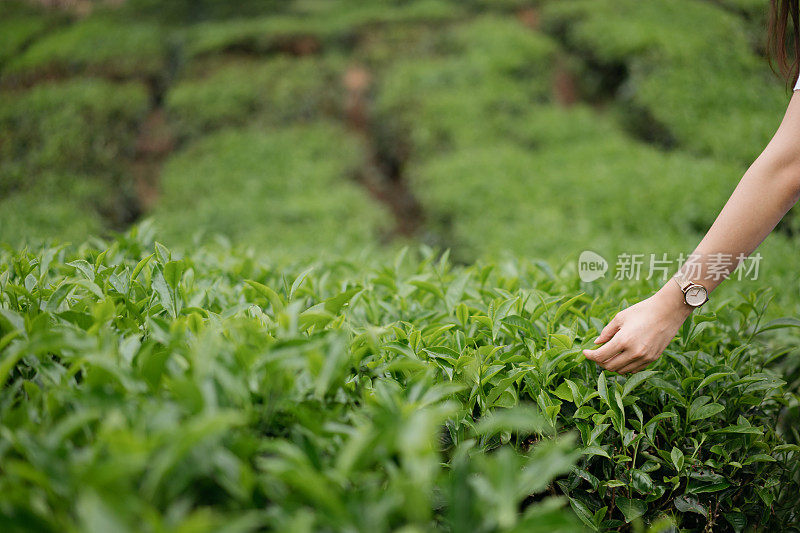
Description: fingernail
594,337,601,344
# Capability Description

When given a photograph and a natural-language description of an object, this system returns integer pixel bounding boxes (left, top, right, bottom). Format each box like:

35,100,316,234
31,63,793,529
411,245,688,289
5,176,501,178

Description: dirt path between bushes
343,64,425,239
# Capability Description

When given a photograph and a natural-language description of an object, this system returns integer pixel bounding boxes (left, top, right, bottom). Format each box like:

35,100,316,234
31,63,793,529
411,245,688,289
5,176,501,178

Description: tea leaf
616,497,646,523
621,370,657,398
244,280,284,313
671,447,684,472
689,402,724,422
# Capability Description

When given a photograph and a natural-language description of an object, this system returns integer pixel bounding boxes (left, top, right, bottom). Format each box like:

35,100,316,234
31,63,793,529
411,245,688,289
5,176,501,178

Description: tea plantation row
1,0,795,265
1,227,799,531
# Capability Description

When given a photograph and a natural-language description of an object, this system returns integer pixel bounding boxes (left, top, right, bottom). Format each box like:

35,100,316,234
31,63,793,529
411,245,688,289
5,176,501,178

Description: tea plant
0,173,104,246
165,56,346,141
4,17,167,81
0,16,50,68
0,79,149,244
0,227,580,532
1,226,798,531
180,0,461,60
0,79,148,194
541,0,786,166
153,124,389,257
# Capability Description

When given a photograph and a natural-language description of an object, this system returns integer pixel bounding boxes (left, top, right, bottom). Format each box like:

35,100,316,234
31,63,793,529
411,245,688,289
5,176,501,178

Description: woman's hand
582,282,693,374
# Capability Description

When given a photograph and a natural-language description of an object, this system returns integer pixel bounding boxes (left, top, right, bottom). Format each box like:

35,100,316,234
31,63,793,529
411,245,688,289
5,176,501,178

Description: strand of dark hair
768,0,800,90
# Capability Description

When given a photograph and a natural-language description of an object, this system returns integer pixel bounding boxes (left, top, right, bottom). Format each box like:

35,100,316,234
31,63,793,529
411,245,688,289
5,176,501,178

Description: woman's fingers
594,313,623,344
583,335,625,363
602,350,639,372
615,359,648,374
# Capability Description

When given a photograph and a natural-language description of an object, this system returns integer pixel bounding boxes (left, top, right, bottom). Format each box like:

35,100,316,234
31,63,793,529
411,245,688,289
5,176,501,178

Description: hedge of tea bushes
0,79,150,244
0,79,149,187
121,0,288,23
164,55,347,142
0,228,798,531
374,15,558,157
0,174,105,245
372,18,745,260
152,123,389,257
0,0,59,41
0,15,51,68
179,0,463,61
294,0,462,28
0,231,583,532
540,0,786,166
405,121,741,262
2,17,168,83
714,0,768,20
2,0,800,309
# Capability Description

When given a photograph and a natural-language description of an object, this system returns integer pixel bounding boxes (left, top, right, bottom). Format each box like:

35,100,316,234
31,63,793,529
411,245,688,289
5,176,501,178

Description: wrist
654,279,695,318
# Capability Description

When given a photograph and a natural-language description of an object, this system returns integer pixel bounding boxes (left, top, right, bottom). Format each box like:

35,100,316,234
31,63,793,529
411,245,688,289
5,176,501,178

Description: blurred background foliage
1,0,798,311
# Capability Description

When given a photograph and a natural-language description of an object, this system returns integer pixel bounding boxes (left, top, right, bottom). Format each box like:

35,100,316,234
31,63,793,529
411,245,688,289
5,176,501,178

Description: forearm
662,93,800,295
676,156,799,291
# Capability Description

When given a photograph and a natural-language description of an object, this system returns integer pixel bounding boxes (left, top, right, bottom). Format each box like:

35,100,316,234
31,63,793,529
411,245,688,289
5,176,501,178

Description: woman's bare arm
583,91,800,374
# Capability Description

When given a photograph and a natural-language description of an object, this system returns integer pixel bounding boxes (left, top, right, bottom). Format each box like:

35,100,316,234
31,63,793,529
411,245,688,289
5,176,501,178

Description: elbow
753,150,800,207
776,159,800,206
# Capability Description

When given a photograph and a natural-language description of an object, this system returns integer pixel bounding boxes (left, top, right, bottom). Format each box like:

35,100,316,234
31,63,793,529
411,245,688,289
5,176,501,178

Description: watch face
685,285,708,307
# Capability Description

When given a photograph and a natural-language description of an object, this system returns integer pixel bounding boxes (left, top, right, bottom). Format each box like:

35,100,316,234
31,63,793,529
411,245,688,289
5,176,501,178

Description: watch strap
672,271,693,292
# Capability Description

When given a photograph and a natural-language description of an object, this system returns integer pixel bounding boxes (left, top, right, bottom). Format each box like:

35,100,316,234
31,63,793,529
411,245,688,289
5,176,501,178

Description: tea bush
153,124,388,256
406,119,739,260
123,0,287,23
0,174,104,245
4,17,167,81
181,0,461,60
179,16,340,60
375,15,557,157
541,0,786,166
0,79,149,195
0,227,798,531
0,229,583,532
290,0,462,26
165,56,345,141
714,0,768,20
0,16,50,68
352,23,447,68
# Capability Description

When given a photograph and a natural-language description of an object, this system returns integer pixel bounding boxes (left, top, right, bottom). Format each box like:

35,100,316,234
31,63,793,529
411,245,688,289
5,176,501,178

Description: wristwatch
672,272,709,308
